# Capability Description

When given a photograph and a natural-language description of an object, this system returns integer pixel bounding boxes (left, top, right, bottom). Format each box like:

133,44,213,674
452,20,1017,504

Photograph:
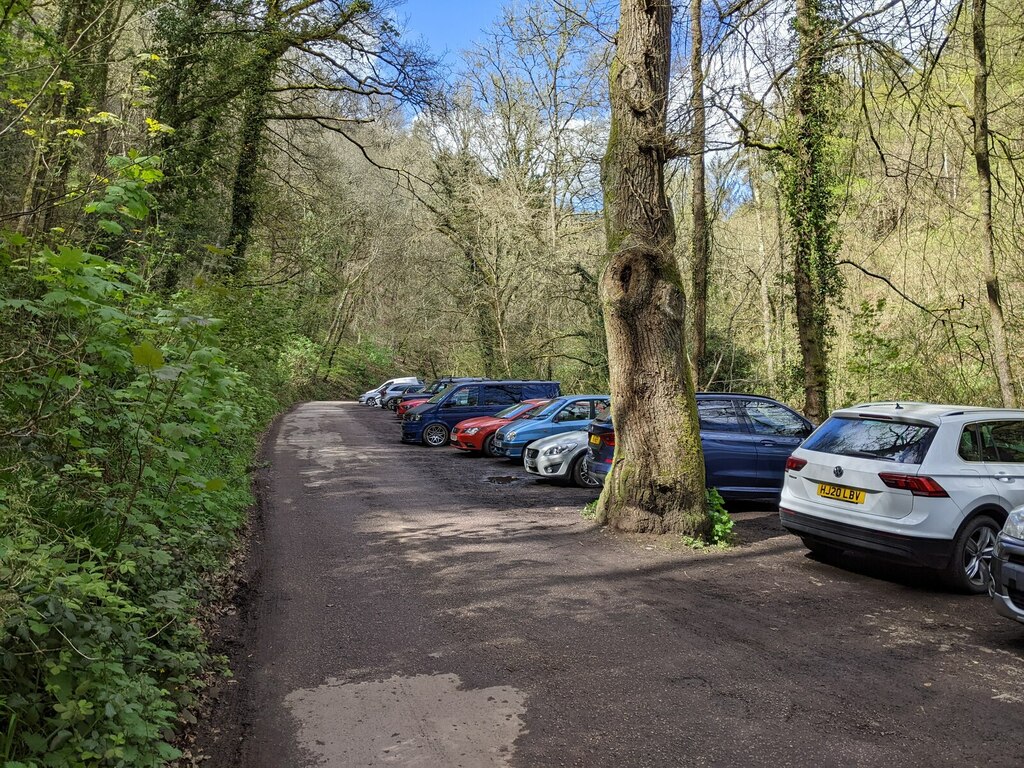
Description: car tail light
785,456,807,472
603,433,615,448
878,472,948,497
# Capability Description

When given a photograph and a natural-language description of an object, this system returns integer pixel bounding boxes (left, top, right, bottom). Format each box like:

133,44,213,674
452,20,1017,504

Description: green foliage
581,499,599,520
0,162,322,767
843,299,916,403
676,491,732,548
706,488,733,545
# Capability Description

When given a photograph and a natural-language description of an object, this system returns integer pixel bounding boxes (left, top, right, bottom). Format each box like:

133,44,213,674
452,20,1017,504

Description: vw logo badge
833,466,844,478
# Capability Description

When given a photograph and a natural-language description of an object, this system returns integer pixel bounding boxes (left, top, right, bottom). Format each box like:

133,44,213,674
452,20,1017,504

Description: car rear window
802,416,936,464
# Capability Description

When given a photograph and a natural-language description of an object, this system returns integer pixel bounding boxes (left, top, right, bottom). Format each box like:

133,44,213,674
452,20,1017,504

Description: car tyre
943,515,999,594
516,441,535,463
483,434,499,458
570,454,599,488
422,423,450,448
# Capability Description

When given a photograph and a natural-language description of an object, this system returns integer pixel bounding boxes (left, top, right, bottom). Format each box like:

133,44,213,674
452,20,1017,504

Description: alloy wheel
579,461,598,487
963,524,997,588
423,424,448,447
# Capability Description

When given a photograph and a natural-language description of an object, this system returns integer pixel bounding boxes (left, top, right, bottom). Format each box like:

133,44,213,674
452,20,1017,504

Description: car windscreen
802,416,937,464
495,403,525,418
521,400,561,419
426,384,455,404
515,400,551,419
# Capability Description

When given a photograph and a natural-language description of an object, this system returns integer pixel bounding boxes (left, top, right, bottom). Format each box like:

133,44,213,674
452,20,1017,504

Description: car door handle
995,472,1014,482
760,440,777,447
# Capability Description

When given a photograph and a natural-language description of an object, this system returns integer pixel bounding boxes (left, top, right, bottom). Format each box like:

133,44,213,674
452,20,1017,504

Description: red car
451,400,550,456
396,397,430,419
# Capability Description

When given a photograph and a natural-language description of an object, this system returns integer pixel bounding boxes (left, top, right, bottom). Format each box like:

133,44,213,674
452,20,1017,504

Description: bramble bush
0,156,335,766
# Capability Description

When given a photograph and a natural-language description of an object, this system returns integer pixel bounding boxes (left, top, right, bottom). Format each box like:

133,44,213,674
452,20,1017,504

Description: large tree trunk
688,0,709,386
597,0,708,536
466,248,502,377
972,0,1016,407
785,0,839,423
227,54,277,273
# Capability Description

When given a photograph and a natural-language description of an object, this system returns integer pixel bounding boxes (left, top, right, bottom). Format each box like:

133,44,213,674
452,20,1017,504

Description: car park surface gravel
200,401,1024,767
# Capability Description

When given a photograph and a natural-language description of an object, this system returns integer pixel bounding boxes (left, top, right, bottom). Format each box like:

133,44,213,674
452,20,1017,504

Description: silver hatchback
523,430,598,488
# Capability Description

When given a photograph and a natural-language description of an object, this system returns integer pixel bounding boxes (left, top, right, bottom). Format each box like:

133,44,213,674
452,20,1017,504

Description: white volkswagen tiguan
780,402,1024,593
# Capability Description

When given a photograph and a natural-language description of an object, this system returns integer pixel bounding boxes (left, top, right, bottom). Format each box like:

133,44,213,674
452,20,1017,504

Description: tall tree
971,0,1015,407
688,0,710,385
780,0,841,422
597,0,708,536
222,0,435,273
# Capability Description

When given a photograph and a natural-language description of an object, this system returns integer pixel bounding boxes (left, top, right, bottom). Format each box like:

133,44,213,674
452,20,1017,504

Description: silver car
523,430,598,488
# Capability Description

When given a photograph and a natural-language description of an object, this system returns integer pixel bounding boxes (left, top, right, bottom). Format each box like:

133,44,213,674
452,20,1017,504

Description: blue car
402,380,561,447
586,393,813,500
395,376,484,407
492,395,610,460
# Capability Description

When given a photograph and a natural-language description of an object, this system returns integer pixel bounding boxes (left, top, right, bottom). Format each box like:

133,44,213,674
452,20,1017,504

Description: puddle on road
485,476,525,485
284,673,527,767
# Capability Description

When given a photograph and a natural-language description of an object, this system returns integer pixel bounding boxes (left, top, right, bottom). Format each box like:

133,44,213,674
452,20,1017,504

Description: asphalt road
201,401,1024,767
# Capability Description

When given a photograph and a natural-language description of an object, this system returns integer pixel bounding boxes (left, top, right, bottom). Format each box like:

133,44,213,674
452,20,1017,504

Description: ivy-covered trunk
781,0,840,423
467,247,503,377
227,52,276,273
596,0,708,536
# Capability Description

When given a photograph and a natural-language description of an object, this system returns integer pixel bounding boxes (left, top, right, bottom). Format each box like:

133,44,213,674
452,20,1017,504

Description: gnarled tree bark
597,0,708,536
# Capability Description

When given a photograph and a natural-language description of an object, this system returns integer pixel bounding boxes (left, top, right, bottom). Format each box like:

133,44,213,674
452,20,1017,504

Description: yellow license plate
817,483,865,504
589,434,601,445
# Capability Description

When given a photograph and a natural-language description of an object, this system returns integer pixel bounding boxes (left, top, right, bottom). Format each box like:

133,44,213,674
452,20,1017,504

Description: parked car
586,393,813,497
779,402,1024,593
524,430,599,488
585,415,615,485
395,377,484,417
359,377,420,405
990,507,1024,624
402,380,561,447
396,397,428,419
380,382,424,409
451,399,550,456
493,396,610,460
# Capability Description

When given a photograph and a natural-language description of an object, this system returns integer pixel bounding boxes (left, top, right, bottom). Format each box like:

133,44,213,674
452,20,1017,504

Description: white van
358,377,420,406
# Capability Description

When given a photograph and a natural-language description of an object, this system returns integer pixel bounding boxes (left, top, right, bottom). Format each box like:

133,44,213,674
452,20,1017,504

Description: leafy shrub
0,160,289,766
706,488,733,545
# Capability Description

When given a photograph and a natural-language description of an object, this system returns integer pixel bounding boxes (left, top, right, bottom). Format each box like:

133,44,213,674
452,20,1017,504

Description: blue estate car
402,380,561,447
586,393,813,500
492,396,610,460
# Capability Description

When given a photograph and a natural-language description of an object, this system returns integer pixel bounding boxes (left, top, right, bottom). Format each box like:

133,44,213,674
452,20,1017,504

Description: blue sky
398,0,505,62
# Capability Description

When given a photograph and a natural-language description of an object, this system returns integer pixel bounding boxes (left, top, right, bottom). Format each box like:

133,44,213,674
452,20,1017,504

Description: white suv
780,402,1024,593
